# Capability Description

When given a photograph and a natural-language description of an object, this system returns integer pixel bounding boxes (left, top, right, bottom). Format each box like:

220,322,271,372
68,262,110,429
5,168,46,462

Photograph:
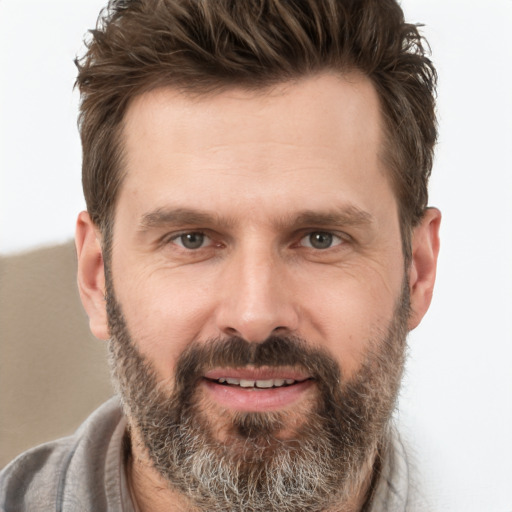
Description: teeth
216,378,297,388
255,380,273,388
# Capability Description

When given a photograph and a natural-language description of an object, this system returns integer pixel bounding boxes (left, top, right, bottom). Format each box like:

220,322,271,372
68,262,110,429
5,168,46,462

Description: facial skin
76,73,440,511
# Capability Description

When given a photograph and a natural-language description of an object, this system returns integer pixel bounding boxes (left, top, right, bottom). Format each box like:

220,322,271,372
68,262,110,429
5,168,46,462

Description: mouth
206,377,306,389
201,368,314,412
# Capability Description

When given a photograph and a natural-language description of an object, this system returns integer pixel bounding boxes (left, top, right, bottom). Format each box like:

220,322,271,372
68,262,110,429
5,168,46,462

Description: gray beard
106,278,409,512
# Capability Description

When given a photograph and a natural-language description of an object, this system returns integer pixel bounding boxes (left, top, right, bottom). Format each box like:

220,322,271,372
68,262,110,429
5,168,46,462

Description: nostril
216,296,300,343
272,326,290,335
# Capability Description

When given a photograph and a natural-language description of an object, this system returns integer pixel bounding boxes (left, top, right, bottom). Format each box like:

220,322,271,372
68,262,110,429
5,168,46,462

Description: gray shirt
0,398,426,511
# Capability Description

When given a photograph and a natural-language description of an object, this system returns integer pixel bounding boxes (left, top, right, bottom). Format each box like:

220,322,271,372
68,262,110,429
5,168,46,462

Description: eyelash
297,231,345,250
166,231,213,250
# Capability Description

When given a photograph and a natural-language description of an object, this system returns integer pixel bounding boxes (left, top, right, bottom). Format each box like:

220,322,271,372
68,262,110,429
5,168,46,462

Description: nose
214,245,299,343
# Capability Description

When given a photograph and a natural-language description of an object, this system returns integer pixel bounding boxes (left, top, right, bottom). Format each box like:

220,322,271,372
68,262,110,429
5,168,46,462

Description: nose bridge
216,239,298,342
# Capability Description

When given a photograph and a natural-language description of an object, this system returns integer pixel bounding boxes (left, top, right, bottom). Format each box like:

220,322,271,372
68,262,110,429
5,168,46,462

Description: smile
207,377,306,389
202,369,314,412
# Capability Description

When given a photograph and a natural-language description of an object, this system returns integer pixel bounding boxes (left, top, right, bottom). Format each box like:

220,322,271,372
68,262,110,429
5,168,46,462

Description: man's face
81,73,435,511
112,73,406,385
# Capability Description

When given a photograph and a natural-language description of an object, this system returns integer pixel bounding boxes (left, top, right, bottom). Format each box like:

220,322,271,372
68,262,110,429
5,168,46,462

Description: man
0,0,440,510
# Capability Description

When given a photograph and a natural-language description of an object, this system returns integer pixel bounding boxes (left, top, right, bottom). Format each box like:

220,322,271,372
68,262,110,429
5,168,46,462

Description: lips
212,377,299,388
202,367,314,412
204,367,311,382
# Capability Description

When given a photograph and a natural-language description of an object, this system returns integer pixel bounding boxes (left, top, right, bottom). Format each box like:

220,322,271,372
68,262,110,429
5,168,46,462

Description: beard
106,277,410,512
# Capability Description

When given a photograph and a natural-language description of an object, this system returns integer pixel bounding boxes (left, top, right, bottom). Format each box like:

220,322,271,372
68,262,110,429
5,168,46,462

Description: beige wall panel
0,242,113,468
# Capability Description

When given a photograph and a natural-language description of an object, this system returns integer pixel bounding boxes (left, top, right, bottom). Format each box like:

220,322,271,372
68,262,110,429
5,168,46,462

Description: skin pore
76,72,440,511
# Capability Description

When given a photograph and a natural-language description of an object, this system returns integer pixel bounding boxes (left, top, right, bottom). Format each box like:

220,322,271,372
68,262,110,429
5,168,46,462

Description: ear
407,207,441,330
75,211,110,341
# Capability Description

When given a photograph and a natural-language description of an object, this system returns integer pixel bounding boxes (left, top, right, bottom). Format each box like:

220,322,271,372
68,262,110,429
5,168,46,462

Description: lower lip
202,378,314,412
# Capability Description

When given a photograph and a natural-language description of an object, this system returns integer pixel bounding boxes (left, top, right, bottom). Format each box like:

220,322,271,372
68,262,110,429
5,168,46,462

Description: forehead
117,73,395,227
123,72,383,159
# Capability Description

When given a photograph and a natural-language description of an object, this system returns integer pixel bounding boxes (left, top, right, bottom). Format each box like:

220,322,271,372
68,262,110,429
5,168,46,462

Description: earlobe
408,207,441,330
75,211,110,341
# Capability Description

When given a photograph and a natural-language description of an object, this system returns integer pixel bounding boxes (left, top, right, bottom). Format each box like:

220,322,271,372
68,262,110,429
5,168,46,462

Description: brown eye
300,232,342,250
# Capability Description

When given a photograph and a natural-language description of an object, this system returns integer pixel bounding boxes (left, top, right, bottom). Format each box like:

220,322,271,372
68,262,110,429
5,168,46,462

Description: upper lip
203,366,311,382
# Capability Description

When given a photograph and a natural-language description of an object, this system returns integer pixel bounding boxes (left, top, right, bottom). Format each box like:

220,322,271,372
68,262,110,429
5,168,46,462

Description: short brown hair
76,0,437,256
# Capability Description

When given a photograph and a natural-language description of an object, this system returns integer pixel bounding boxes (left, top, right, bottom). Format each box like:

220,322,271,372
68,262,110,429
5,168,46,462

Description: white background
1,1,511,510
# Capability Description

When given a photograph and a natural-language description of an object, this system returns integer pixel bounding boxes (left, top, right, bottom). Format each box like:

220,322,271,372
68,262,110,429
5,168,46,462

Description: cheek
299,263,403,378
113,267,217,379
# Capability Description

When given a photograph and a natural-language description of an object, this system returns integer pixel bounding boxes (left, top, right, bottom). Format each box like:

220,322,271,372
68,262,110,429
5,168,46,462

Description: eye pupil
181,233,204,249
309,232,333,249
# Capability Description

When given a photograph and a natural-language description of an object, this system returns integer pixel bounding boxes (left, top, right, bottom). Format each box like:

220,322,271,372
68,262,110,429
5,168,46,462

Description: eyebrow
285,207,373,229
138,205,373,232
138,208,236,231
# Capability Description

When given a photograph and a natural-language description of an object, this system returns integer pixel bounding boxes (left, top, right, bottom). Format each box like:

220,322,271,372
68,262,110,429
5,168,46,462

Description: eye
299,231,343,250
171,232,211,250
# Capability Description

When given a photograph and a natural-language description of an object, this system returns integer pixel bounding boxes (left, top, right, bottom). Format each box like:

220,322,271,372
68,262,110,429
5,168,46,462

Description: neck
125,428,193,512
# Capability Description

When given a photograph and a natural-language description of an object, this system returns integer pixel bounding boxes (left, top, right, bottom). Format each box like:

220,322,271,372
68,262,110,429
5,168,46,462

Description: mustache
174,335,342,391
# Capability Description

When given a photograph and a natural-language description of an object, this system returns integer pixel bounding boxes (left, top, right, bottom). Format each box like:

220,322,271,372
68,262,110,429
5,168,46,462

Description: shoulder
0,398,125,512
0,436,75,511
